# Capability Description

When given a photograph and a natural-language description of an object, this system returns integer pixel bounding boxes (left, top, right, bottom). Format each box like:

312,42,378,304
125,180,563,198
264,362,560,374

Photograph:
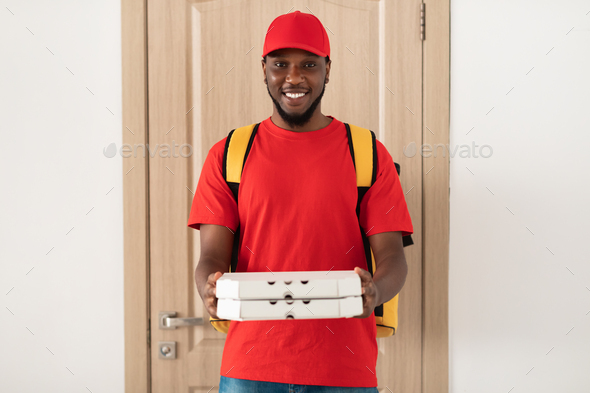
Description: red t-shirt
187,115,413,388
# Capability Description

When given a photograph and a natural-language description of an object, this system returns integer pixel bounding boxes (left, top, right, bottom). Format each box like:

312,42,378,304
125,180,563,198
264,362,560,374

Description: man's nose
286,65,305,83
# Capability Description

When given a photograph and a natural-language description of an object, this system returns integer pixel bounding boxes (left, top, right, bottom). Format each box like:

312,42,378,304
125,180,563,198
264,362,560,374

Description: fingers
353,267,378,319
203,271,224,318
354,267,373,296
208,271,223,284
208,298,217,315
206,271,224,293
204,290,219,318
354,267,371,284
354,266,368,274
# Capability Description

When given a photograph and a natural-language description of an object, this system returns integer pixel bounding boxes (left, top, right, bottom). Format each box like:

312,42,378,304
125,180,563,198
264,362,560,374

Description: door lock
158,341,176,359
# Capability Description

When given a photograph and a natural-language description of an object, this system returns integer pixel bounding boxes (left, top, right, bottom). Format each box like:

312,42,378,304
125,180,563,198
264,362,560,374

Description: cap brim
262,43,328,58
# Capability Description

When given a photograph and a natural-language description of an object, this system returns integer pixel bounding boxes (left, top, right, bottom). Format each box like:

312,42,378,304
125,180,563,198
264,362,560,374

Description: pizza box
215,270,362,300
216,296,363,321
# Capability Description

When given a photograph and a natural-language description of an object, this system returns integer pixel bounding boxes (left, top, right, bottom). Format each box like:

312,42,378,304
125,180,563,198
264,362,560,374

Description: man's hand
353,266,380,319
195,224,234,319
201,271,224,319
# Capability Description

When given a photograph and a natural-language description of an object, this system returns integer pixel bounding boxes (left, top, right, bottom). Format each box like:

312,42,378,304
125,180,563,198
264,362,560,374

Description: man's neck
270,113,333,132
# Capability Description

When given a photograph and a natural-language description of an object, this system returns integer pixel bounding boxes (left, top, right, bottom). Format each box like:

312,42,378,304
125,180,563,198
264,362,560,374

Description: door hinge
420,3,426,41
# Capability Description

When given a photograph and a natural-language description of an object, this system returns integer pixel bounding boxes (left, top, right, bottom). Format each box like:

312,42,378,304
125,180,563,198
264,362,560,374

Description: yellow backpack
209,122,414,338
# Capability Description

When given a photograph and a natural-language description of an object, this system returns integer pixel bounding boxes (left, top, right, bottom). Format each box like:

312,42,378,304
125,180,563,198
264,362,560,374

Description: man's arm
368,231,408,306
195,224,234,316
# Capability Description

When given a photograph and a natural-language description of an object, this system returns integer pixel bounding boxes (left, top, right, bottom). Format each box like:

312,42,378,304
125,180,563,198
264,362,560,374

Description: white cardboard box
215,270,362,300
216,296,363,321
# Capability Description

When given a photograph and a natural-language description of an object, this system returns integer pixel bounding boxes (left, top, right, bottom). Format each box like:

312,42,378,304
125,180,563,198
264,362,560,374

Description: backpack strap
345,124,414,245
345,123,384,319
344,123,415,327
395,161,415,247
346,123,376,188
207,123,259,334
222,123,260,273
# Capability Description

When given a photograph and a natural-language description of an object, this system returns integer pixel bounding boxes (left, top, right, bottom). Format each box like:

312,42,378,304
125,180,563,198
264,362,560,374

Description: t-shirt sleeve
187,137,239,231
359,139,414,237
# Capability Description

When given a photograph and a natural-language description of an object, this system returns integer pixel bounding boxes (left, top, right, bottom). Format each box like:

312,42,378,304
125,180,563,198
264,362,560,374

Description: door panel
148,0,423,391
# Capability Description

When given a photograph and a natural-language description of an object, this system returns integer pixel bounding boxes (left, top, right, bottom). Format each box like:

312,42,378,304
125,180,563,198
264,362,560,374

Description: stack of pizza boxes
215,270,363,321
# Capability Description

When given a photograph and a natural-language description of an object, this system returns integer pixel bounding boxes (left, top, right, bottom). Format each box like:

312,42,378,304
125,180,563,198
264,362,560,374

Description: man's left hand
352,267,380,319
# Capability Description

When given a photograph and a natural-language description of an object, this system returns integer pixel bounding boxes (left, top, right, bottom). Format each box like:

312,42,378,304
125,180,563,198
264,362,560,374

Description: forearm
372,253,408,306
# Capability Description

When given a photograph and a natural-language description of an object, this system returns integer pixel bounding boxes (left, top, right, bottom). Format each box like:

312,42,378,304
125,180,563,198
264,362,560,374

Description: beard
266,77,327,129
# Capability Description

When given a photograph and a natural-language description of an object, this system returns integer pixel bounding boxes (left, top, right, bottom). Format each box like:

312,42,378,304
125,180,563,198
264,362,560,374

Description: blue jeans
219,376,379,393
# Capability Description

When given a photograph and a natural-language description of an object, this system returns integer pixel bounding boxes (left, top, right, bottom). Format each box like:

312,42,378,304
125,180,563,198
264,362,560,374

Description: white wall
0,1,124,392
450,1,590,392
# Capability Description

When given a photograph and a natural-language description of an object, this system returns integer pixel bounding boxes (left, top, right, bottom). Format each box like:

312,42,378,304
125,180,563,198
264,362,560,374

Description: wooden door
146,0,424,391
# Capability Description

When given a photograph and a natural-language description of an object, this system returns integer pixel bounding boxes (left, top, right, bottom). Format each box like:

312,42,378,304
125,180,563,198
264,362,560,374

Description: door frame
122,0,150,391
121,1,449,392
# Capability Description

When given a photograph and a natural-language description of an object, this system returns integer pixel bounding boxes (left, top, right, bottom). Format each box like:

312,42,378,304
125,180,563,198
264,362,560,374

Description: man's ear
261,59,267,84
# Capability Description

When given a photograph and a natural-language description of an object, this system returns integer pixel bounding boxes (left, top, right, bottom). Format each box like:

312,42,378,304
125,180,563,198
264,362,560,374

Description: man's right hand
202,271,224,319
194,224,234,319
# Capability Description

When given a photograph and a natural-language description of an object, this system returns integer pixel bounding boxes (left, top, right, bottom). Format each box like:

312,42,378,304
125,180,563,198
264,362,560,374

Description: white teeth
285,92,306,98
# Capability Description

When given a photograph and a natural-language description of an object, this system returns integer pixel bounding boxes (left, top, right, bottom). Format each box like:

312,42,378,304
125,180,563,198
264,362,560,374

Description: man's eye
274,63,316,68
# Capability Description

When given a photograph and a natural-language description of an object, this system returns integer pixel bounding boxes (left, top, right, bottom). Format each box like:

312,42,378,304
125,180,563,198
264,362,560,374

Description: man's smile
282,91,309,106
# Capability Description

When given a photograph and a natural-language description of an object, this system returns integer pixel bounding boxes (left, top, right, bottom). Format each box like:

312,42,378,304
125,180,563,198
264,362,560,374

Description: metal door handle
159,311,204,329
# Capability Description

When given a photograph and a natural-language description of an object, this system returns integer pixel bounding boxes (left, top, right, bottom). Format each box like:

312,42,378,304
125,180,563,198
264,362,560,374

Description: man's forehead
267,48,320,58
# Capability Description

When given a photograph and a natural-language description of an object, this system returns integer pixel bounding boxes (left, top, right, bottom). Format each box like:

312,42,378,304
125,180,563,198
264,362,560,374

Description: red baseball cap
262,11,330,59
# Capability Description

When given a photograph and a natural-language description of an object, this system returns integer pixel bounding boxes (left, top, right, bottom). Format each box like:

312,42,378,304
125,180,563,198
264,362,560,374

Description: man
188,10,413,393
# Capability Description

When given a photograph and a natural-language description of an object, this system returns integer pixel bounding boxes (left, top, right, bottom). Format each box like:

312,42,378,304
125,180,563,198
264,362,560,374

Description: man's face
262,48,331,128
